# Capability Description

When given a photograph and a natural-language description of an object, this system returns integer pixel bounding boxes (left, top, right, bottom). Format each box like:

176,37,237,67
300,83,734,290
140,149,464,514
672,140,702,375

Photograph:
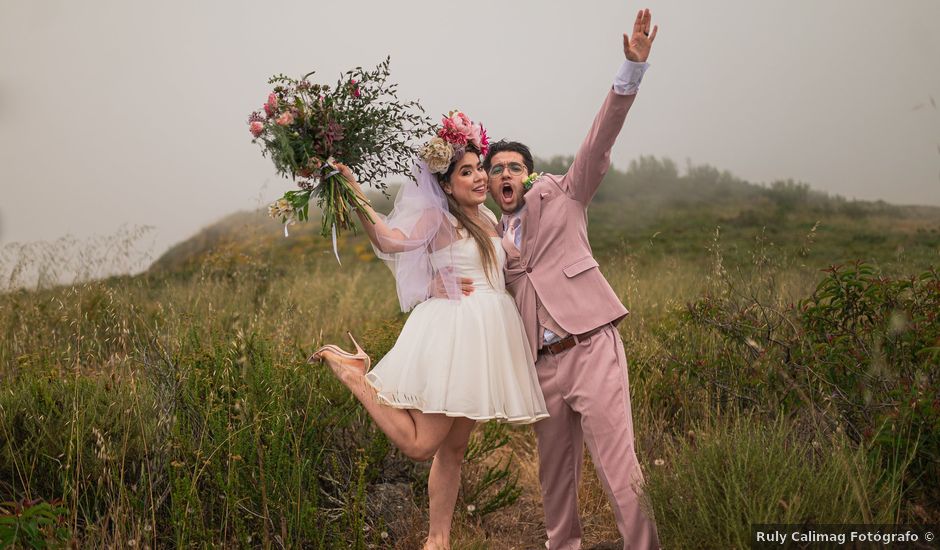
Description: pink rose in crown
276,111,294,126
443,111,473,137
249,121,264,137
264,93,278,117
469,123,482,147
467,122,488,155
437,126,468,146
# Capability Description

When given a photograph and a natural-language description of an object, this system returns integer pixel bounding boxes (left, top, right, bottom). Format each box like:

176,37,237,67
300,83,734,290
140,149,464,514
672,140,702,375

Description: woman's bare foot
422,539,449,550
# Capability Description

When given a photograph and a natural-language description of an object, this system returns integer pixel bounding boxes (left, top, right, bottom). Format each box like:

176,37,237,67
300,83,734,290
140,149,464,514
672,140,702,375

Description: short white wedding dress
366,218,548,425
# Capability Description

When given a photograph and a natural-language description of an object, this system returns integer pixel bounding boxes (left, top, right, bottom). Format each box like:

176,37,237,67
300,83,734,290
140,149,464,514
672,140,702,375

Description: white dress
365,229,549,425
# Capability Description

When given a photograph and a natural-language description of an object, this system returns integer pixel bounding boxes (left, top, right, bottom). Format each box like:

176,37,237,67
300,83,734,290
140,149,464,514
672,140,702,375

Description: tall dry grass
1,218,935,548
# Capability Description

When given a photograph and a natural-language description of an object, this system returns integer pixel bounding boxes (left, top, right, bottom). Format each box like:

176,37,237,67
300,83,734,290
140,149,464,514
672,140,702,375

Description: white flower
420,137,455,174
268,198,296,224
653,458,665,467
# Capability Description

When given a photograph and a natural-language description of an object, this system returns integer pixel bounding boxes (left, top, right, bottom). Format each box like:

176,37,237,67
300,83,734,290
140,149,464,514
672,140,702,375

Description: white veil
371,160,462,312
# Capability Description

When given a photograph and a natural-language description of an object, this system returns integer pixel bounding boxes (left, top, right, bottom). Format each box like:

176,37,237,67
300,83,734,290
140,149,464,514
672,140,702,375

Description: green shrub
680,262,939,510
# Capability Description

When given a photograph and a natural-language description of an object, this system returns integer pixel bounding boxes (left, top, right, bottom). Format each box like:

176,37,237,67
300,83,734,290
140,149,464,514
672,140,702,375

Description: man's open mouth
501,183,514,201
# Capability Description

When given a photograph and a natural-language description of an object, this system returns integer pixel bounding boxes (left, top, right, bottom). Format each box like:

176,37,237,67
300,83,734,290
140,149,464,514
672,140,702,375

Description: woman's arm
335,162,448,254
335,163,424,254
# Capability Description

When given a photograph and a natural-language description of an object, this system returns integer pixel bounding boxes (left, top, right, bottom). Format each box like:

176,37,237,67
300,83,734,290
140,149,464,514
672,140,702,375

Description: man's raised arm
566,8,658,205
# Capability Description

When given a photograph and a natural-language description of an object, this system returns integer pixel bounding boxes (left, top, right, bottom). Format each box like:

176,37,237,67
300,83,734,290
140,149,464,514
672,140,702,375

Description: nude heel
346,332,371,370
307,334,371,376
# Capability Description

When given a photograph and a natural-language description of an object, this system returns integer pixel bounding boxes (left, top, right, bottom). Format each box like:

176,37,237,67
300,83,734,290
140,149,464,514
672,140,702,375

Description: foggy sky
1,0,939,260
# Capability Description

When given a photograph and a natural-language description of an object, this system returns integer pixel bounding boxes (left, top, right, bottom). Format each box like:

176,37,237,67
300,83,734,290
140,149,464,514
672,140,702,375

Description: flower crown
418,110,489,174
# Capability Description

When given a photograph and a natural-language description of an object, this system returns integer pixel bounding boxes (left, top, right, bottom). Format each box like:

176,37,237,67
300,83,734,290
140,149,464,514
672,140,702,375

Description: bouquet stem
318,172,375,237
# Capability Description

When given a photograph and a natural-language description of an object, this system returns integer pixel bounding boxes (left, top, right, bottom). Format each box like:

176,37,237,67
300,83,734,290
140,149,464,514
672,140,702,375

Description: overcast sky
1,0,939,261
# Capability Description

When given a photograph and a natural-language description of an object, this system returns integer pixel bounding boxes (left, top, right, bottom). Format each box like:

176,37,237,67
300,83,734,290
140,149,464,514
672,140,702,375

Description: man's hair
482,140,535,174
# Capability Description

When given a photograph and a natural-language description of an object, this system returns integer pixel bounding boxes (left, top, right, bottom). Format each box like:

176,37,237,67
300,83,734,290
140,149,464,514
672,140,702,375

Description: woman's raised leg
316,347,455,461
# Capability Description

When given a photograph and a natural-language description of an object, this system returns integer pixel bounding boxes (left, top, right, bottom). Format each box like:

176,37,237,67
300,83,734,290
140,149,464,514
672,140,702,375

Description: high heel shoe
345,331,368,366
307,332,371,376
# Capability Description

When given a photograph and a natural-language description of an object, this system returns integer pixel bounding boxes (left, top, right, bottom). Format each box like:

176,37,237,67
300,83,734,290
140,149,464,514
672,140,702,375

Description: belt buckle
553,335,575,355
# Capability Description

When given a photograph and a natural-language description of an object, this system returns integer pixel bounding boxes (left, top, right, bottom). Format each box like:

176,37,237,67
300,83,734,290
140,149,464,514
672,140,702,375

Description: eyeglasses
488,162,527,177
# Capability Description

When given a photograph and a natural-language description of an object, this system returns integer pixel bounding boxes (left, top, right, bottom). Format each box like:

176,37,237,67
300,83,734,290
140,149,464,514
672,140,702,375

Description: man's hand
430,270,474,298
624,8,657,63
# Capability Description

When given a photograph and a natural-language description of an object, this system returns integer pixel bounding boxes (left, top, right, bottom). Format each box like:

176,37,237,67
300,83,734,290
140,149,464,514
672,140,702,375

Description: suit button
525,267,533,273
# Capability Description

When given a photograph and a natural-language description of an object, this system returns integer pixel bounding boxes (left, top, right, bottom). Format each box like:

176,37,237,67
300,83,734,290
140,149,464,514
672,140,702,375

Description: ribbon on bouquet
331,224,341,266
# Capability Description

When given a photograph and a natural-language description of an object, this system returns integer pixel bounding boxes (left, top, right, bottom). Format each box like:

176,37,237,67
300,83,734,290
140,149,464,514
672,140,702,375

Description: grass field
2,157,938,548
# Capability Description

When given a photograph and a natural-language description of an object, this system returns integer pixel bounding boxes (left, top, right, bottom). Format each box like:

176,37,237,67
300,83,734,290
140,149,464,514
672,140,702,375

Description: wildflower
466,504,476,513
653,458,665,467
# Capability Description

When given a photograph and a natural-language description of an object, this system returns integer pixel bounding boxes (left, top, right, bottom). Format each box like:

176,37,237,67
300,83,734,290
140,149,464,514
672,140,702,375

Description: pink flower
443,111,473,137
437,126,468,146
264,93,278,117
249,121,264,137
350,78,361,98
469,123,482,148
276,111,294,126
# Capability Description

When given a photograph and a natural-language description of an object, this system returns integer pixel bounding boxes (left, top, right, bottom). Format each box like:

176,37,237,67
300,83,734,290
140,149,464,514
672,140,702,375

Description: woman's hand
334,162,368,203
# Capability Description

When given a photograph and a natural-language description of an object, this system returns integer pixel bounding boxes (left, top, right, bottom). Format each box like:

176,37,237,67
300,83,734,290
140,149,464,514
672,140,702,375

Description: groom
484,8,660,550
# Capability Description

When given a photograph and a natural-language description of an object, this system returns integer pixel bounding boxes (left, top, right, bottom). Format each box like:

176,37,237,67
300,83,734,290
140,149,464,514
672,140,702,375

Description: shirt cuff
612,59,649,96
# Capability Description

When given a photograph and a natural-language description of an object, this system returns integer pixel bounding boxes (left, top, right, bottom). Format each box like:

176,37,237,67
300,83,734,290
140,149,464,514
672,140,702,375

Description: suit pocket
562,256,599,278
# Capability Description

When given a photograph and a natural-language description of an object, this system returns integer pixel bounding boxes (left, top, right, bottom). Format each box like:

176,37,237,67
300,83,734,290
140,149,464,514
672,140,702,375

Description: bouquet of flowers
249,58,431,254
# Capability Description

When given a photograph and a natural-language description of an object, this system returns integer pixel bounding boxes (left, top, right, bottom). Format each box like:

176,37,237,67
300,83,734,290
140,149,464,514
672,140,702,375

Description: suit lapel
520,190,542,265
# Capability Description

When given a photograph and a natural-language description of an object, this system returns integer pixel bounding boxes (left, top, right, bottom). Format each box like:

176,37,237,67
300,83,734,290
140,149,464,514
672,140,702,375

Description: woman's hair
438,144,498,285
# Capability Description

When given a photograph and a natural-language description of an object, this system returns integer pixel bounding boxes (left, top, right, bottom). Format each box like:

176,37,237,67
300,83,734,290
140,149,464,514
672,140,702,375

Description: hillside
6,156,939,548
151,156,940,275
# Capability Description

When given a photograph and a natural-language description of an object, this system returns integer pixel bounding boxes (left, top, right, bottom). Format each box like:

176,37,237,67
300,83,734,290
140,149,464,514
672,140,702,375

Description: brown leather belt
538,323,611,357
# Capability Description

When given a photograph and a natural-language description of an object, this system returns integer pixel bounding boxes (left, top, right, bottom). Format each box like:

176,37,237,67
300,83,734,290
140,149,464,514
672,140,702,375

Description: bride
312,112,547,550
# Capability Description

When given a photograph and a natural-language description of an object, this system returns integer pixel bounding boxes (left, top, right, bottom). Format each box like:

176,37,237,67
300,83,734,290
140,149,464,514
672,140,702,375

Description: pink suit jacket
502,89,637,358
